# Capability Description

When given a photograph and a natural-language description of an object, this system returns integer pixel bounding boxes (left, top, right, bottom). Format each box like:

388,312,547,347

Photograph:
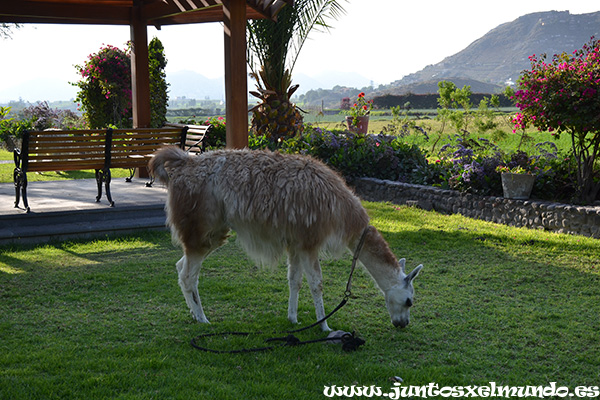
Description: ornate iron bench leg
145,167,155,187
95,169,115,206
126,168,135,182
96,169,115,207
13,168,30,213
95,169,103,202
104,169,115,207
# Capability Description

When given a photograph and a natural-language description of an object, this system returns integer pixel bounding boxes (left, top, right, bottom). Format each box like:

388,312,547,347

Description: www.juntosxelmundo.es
323,382,600,398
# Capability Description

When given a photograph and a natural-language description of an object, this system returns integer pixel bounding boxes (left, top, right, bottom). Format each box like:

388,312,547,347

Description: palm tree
247,0,346,142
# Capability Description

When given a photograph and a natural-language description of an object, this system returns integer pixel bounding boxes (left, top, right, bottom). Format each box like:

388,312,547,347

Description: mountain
166,69,371,100
167,70,225,100
387,10,600,94
292,71,372,95
0,78,78,103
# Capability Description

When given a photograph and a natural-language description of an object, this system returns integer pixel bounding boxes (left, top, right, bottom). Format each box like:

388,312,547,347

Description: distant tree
512,37,600,203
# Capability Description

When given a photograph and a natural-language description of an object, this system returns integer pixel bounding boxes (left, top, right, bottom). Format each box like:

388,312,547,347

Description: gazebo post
223,0,249,149
130,0,151,129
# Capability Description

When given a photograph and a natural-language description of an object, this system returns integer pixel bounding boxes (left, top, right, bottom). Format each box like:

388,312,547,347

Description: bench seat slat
27,162,106,172
111,132,180,139
30,135,107,142
28,147,106,155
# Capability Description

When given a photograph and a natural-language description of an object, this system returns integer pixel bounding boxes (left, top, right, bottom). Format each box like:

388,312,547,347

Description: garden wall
352,177,600,239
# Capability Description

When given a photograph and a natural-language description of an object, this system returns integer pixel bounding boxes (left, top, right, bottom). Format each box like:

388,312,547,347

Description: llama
149,146,423,330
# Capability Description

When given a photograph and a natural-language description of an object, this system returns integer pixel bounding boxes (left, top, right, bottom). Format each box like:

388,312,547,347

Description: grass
1,202,600,399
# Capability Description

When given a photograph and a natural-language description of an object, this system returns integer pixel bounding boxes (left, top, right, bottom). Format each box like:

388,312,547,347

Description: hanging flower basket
500,172,536,200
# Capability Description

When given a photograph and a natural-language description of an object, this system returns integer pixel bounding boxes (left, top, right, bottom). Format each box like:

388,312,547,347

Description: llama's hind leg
287,259,303,325
288,250,331,331
176,253,210,323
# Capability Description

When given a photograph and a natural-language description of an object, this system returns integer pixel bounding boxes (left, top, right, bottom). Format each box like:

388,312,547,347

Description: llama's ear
399,258,406,273
405,264,423,284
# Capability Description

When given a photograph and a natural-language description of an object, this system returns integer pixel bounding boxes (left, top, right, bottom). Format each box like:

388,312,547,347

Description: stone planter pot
501,172,536,200
345,115,369,134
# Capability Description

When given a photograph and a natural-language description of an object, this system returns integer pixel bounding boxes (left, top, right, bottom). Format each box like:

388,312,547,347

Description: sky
0,0,599,102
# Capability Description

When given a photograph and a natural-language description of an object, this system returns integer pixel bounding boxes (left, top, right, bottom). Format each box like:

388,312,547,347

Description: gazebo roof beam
0,1,131,25
0,0,293,26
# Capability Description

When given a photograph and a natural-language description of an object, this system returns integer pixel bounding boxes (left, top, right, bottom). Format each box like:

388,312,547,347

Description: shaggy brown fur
149,146,422,330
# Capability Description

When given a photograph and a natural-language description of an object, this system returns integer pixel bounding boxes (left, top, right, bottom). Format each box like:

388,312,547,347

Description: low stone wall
352,177,600,239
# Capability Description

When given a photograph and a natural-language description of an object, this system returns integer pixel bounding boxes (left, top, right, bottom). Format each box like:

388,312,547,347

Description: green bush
0,106,32,145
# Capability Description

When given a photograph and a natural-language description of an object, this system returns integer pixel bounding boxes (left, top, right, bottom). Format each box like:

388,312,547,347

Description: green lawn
1,202,599,399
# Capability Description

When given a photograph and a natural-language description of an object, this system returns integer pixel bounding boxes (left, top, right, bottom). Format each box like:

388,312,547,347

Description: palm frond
247,0,347,94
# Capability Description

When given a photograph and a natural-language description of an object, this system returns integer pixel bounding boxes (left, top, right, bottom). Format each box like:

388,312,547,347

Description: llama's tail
148,146,188,185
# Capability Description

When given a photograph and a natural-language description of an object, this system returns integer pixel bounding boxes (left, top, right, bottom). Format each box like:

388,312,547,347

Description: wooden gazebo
0,0,292,149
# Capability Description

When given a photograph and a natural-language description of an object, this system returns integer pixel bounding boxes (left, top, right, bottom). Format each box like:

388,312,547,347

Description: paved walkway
0,178,169,245
1,177,167,215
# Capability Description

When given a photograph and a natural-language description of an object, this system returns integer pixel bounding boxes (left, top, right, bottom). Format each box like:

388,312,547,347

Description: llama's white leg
176,253,209,323
302,258,331,332
287,258,303,325
289,251,331,331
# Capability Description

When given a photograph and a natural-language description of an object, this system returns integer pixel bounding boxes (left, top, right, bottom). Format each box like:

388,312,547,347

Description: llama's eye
405,298,413,307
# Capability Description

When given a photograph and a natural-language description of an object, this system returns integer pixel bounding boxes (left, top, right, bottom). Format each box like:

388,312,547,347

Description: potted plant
495,165,536,200
345,92,372,134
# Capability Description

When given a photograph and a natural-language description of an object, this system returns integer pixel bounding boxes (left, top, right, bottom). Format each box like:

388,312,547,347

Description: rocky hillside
386,10,600,94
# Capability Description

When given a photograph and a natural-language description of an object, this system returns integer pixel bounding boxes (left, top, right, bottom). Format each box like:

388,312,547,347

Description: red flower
358,92,365,98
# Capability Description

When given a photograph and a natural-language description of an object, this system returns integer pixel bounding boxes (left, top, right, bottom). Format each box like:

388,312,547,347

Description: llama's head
385,258,423,328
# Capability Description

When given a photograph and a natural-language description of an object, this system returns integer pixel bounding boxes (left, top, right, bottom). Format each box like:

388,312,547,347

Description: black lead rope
190,226,371,354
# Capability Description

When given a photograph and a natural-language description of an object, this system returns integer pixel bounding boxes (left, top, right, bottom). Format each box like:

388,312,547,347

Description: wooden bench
166,123,212,155
109,126,187,185
13,125,211,213
13,129,112,213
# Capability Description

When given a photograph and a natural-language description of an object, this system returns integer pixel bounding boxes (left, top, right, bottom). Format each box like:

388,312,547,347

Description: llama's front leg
287,259,303,325
176,254,209,323
303,258,331,332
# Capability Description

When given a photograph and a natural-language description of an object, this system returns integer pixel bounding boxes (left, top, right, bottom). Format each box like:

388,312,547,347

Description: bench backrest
108,127,186,169
183,124,211,155
20,125,205,173
21,129,109,172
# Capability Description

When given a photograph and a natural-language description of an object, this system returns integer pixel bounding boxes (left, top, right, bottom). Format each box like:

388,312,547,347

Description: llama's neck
355,226,403,292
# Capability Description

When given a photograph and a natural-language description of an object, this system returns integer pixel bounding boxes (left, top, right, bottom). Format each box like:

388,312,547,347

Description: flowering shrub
250,125,427,182
437,136,504,195
512,37,600,203
74,44,132,128
346,92,373,126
